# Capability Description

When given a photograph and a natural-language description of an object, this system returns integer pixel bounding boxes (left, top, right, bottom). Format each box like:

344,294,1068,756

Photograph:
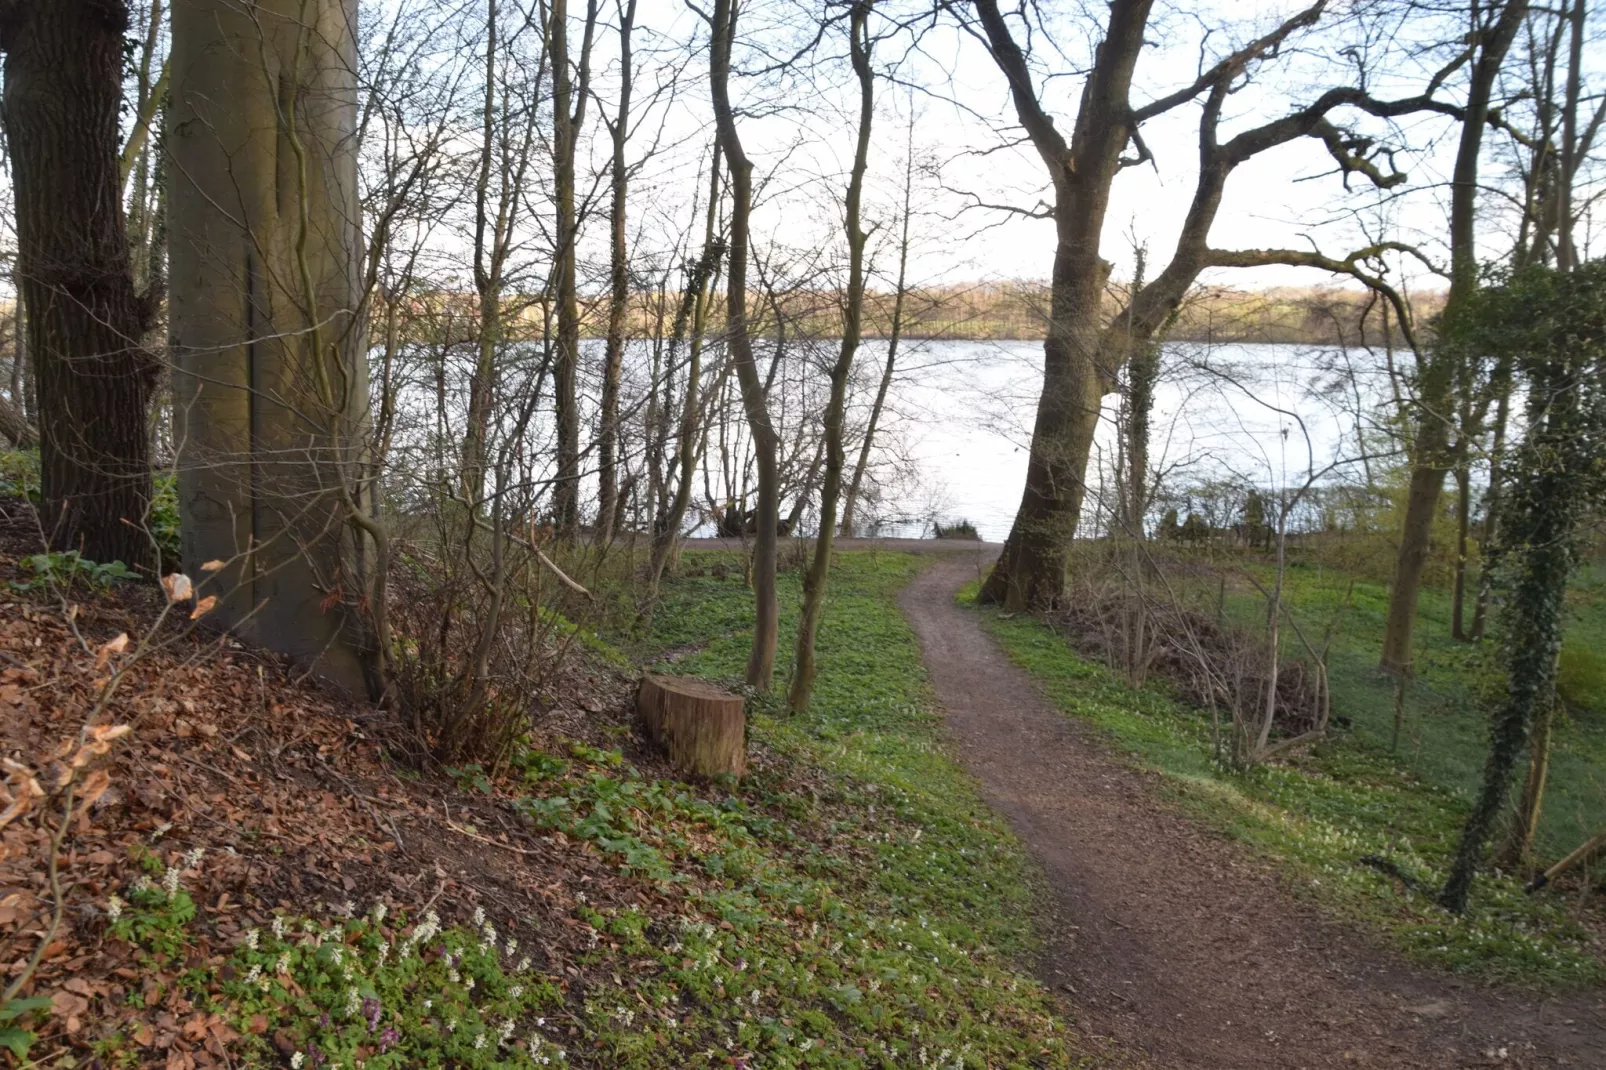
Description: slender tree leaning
1378,0,1529,674
788,0,874,714
1439,262,1606,914
0,0,158,567
708,0,781,688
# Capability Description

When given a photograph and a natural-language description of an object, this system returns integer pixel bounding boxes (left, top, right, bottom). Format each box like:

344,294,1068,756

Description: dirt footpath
900,555,1606,1070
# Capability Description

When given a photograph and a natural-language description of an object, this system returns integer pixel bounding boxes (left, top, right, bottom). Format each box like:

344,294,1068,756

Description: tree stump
637,673,745,779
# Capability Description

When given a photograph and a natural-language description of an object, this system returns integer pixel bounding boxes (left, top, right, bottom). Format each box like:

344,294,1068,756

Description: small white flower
445,1017,457,1033
106,895,124,921
447,967,461,984
182,846,205,869
275,951,291,975
505,937,518,958
244,964,262,984
272,916,288,939
291,1055,306,1069
465,976,475,991
473,1032,487,1049
344,987,360,1016
499,1020,516,1043
329,946,343,966
371,902,388,923
162,868,181,898
151,821,172,840
516,956,532,972
509,983,524,999
243,928,259,950
472,906,486,927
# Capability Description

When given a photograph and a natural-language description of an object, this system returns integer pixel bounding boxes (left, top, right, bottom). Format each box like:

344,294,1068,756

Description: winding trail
901,554,1606,1070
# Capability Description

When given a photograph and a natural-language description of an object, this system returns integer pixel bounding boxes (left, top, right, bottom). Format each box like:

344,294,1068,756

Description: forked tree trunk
169,0,375,694
709,0,779,689
637,672,745,778
1,0,157,568
788,0,872,715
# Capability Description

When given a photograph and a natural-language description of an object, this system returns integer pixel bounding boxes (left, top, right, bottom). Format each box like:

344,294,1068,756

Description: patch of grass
974,597,1604,987
1214,558,1606,863
604,549,1081,1066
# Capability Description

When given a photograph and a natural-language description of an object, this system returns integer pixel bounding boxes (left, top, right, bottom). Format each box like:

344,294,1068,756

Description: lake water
861,339,1387,542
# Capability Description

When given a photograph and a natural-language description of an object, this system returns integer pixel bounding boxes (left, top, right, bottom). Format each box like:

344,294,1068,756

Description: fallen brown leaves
0,539,654,1067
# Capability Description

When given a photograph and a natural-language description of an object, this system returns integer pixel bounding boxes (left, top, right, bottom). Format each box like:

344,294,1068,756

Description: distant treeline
382,281,1443,348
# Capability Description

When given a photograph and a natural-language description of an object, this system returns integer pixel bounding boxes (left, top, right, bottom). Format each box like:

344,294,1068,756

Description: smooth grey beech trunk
169,0,374,694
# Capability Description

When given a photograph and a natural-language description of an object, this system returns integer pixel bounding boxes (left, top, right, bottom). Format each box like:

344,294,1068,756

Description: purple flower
305,1041,328,1067
378,1026,401,1053
363,996,382,1031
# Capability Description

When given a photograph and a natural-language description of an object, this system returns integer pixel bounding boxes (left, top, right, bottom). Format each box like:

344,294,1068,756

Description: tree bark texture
637,672,745,778
169,0,374,694
1,0,158,567
710,0,779,689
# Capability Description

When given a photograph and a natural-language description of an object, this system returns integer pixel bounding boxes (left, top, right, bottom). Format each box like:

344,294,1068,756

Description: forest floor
905,554,1606,1069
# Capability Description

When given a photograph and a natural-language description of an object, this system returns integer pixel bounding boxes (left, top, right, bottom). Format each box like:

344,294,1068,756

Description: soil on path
901,554,1606,1070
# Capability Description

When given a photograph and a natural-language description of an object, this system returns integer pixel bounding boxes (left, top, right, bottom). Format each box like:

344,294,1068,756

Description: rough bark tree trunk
169,0,374,693
1,0,157,568
788,0,871,715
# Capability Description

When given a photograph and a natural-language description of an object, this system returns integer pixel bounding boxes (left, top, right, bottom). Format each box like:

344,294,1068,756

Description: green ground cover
974,573,1606,986
1217,557,1606,860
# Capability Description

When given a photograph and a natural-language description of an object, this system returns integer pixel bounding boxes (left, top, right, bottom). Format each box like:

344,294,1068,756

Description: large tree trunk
1380,0,1527,674
169,0,375,694
787,0,872,714
973,0,1149,610
1,0,157,568
710,0,779,689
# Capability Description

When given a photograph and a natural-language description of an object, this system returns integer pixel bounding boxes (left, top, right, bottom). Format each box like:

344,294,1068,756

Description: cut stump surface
637,673,745,779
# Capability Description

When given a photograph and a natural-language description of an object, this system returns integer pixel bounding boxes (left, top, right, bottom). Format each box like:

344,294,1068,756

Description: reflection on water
868,339,1383,543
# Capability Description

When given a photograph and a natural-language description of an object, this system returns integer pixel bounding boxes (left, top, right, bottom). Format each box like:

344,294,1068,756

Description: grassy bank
972,585,1606,986
619,549,1080,1066
46,549,1077,1068
1215,557,1606,860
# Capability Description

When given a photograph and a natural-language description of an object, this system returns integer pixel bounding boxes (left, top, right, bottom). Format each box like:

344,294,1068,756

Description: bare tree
548,0,598,539
595,0,638,542
965,0,1465,611
1380,0,1529,674
708,0,780,688
789,0,873,713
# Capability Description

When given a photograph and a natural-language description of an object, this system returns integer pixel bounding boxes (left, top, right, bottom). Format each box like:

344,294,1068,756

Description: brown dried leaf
190,595,217,620
162,573,194,603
